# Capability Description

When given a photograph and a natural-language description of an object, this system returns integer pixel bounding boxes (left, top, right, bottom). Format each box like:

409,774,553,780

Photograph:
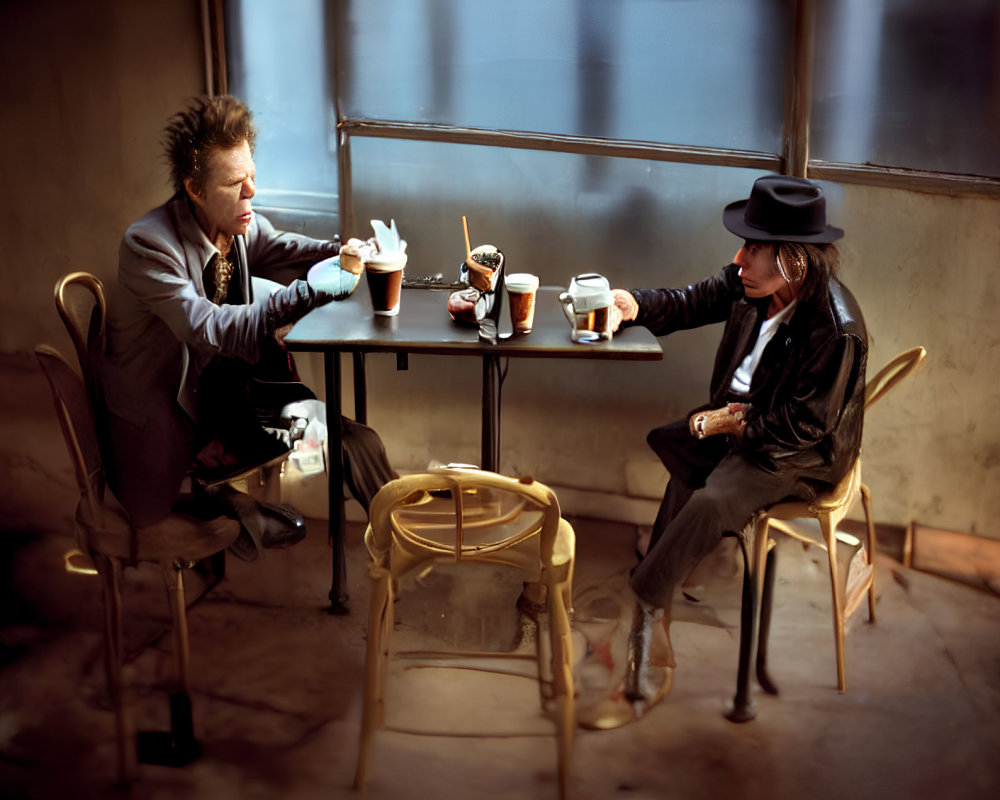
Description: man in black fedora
609,174,868,713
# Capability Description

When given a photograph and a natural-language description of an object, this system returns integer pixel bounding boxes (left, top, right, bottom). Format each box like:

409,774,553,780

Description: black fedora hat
723,174,843,243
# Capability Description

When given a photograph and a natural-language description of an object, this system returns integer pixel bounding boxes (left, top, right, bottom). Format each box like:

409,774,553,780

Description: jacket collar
166,192,251,303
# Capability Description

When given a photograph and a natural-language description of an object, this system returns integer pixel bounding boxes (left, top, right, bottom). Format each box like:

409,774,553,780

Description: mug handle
558,292,576,327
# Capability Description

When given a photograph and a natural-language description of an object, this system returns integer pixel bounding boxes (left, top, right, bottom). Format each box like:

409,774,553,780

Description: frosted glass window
345,137,775,290
226,0,337,219
339,0,789,153
812,0,1000,177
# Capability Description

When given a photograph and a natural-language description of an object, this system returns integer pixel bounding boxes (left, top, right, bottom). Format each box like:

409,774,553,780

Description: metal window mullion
783,0,816,179
202,0,228,97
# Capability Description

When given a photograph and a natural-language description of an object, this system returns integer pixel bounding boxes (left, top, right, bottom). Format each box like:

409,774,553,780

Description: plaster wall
1,0,997,538
0,0,205,360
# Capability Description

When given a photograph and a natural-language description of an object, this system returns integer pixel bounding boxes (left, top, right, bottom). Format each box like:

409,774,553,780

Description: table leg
481,355,501,472
325,351,349,614
352,352,367,425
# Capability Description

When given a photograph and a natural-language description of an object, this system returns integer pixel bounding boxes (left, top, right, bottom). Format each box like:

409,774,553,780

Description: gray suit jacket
99,193,336,524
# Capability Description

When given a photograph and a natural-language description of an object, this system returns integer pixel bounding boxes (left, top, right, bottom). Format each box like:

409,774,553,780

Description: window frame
207,0,1000,236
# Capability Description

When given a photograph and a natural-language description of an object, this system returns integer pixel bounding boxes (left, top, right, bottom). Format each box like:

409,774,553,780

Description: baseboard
542,484,660,527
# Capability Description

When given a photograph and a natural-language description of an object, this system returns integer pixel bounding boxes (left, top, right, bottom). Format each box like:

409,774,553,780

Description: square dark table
285,283,662,613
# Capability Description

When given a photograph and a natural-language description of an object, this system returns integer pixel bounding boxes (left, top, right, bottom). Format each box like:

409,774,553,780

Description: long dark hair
777,241,839,306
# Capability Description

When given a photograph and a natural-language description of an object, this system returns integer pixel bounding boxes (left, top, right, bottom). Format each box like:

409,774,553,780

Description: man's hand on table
264,279,335,337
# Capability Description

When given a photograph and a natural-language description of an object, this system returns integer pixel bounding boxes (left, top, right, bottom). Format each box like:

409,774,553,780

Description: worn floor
2,351,999,800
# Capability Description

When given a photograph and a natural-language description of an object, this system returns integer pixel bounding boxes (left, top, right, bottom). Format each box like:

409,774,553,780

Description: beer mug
559,273,614,343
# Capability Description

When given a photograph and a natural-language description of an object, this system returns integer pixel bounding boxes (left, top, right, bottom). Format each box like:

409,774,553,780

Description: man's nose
243,176,255,199
733,245,749,268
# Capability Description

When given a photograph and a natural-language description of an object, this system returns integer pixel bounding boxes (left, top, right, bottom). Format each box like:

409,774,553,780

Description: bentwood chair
54,271,287,508
727,346,928,722
353,467,576,800
35,344,241,784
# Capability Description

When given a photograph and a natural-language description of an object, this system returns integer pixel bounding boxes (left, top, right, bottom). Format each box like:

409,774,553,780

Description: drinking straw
462,216,472,261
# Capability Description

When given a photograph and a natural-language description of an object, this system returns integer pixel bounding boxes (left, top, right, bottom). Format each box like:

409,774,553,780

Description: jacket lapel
713,300,763,402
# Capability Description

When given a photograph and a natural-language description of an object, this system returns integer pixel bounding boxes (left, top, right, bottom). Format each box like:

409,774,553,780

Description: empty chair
728,346,928,722
353,467,575,800
35,344,240,784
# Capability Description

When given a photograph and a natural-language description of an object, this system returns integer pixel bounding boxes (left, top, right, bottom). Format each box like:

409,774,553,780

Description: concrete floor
2,351,999,800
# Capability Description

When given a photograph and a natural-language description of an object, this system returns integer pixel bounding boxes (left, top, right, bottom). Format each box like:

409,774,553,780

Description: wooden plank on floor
904,522,1000,596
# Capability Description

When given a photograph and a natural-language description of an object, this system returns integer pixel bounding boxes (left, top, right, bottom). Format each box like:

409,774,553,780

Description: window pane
812,0,1000,177
340,0,790,152
346,137,771,291
226,0,338,233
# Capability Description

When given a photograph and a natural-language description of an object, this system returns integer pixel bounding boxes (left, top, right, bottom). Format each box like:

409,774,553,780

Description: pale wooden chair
728,346,928,722
35,344,240,784
353,467,576,800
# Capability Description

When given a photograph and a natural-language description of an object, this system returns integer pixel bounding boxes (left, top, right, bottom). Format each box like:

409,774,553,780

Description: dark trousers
629,418,812,609
195,347,397,514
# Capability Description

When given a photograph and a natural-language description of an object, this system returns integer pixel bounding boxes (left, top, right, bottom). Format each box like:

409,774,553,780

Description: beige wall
842,186,1000,536
0,0,204,358
2,0,998,538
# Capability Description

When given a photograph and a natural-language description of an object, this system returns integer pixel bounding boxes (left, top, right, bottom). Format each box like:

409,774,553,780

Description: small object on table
306,256,361,300
447,286,480,325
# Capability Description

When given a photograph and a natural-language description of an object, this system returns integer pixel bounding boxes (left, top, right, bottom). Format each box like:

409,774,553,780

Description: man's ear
183,176,201,201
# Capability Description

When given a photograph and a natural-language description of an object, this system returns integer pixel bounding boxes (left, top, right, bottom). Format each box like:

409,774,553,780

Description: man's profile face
734,241,785,299
186,139,256,244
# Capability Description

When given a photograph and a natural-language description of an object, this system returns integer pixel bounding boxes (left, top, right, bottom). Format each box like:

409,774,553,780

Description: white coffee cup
505,272,539,334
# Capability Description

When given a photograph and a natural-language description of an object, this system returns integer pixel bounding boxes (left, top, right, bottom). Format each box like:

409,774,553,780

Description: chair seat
79,502,240,564
369,489,574,579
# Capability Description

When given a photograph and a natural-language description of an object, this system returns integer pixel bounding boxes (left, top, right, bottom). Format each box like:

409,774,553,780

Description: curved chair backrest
54,272,107,406
865,346,927,410
366,467,569,580
35,344,105,518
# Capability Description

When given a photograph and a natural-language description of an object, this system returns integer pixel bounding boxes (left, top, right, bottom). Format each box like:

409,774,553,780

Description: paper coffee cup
505,272,539,334
365,253,406,316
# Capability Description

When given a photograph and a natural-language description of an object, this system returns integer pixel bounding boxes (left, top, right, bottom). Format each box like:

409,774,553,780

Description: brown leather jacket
629,263,868,487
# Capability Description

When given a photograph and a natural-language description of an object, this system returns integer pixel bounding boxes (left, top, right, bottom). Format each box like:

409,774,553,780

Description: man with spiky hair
100,95,395,558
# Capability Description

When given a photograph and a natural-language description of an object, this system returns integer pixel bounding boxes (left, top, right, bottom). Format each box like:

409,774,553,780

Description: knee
646,421,683,456
687,486,753,536
678,492,726,531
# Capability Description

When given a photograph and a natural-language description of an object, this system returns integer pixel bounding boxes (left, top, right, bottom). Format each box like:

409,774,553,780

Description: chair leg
96,553,134,786
136,562,202,768
755,540,779,696
258,462,283,505
533,604,555,706
820,516,847,693
548,579,574,800
354,573,392,790
860,482,877,624
165,561,191,695
726,517,769,722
